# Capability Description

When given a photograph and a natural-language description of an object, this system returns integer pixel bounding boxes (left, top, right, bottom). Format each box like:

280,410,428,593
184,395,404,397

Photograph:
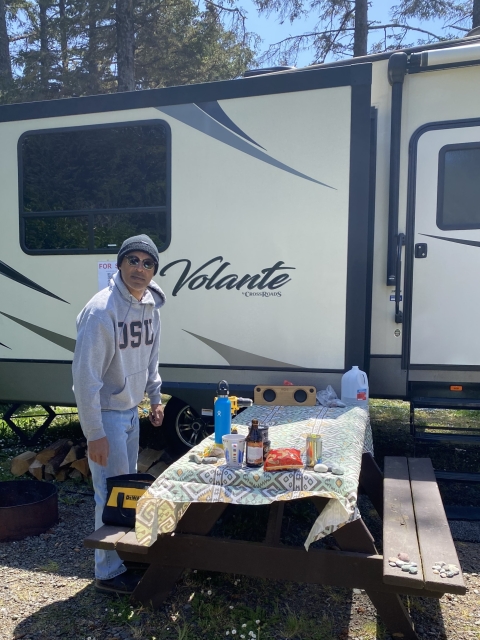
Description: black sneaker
95,569,142,594
124,560,149,572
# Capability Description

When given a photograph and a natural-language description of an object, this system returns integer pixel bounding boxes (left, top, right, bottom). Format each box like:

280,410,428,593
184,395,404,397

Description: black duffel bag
102,473,155,528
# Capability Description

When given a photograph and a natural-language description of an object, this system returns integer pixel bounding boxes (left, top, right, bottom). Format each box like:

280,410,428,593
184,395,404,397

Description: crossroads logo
159,256,295,297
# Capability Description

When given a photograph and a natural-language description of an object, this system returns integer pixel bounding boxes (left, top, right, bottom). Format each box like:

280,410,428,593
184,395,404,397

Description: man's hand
88,436,109,467
149,404,164,427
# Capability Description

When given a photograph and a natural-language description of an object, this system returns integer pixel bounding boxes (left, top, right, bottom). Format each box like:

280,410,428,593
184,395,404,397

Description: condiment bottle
246,418,263,468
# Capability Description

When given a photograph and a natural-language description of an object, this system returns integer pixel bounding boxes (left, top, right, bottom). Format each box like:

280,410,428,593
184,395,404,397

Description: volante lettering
160,256,295,297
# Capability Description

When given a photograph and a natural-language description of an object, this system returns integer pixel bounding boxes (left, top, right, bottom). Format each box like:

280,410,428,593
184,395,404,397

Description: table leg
359,452,384,519
264,502,284,545
330,513,419,640
131,563,184,609
366,590,420,640
332,518,377,554
176,503,228,535
130,502,228,607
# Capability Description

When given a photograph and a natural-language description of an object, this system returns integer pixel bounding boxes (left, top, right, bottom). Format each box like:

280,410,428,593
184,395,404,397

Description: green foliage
0,403,82,450
0,0,256,105
254,0,475,65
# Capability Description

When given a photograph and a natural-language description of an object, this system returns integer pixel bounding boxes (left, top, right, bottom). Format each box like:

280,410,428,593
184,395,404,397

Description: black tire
164,397,213,455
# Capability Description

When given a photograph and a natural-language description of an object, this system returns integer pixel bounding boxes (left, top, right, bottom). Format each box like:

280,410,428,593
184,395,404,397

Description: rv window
93,212,167,250
25,216,89,251
20,121,170,254
437,143,480,230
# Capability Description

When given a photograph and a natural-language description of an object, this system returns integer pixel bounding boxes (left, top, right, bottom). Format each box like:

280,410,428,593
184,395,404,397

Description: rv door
409,121,480,369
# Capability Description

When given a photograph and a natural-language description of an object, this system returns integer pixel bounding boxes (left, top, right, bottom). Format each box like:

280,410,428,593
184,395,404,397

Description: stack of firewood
10,440,169,481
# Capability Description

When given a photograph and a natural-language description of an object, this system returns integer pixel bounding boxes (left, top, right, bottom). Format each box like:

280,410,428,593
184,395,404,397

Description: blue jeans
89,408,139,580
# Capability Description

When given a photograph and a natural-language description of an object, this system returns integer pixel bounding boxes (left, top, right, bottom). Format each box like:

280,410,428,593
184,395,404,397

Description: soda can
306,434,322,467
263,439,271,462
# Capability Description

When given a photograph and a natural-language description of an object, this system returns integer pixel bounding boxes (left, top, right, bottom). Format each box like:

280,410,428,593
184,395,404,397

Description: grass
369,399,480,507
37,560,60,572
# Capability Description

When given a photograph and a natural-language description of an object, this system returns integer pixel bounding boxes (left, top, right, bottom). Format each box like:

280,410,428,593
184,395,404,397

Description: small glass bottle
246,419,263,468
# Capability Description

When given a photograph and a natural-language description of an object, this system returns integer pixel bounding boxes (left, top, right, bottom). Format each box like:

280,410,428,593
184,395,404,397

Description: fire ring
0,480,58,542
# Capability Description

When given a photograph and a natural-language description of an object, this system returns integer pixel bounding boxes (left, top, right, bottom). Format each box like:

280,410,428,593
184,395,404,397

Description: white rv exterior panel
158,87,351,369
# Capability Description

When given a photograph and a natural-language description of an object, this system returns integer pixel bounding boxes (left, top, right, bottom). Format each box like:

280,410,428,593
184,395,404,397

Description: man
72,234,166,594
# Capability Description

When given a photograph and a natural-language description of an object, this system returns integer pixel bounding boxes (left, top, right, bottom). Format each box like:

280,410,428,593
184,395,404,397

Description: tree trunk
86,3,100,94
39,0,49,94
59,0,68,74
353,0,368,58
473,0,480,29
116,0,134,92
0,0,12,83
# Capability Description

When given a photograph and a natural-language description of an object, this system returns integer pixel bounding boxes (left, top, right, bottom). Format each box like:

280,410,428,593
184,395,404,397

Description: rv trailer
2,34,480,450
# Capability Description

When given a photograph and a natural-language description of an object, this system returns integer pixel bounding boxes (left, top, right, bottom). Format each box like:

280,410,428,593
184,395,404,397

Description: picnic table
85,403,466,640
135,404,374,549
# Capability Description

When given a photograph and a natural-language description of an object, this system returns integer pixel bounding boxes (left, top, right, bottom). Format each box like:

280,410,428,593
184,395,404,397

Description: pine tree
0,0,256,104
254,0,480,66
116,0,134,91
0,0,12,86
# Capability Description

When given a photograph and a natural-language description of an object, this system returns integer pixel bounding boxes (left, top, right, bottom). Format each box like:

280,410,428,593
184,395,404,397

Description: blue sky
237,0,466,67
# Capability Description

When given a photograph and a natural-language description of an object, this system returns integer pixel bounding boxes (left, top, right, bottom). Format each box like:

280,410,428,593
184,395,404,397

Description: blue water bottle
214,380,231,445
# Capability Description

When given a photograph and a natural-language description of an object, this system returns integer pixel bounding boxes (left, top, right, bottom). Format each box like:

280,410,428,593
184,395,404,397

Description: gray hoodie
72,271,166,442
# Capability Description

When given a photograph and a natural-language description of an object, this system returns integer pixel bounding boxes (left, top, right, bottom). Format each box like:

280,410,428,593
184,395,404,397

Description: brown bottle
246,419,263,468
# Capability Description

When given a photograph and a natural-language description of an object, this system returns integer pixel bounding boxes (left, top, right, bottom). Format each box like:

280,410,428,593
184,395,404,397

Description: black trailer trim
0,64,371,123
0,358,74,364
363,107,378,376
0,357,343,374
344,75,372,372
0,259,69,302
410,364,480,371
162,381,261,392
403,117,480,371
386,53,408,286
370,354,401,358
161,363,343,373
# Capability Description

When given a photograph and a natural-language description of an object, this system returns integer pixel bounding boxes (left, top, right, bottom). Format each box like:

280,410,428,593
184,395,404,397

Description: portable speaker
254,385,317,406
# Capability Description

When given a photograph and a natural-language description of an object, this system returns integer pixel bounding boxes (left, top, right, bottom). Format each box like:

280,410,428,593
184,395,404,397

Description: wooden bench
383,456,466,595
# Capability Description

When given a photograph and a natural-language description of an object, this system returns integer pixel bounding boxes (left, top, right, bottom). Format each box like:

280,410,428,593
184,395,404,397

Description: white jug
341,365,369,408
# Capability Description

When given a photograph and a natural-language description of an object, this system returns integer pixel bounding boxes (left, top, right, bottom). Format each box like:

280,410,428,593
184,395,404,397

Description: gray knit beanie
117,234,159,275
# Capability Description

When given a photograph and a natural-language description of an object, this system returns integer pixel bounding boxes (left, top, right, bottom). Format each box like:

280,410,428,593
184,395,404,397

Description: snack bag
264,448,303,471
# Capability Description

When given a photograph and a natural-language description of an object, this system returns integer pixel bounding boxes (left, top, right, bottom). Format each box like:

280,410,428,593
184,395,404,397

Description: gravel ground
0,485,479,640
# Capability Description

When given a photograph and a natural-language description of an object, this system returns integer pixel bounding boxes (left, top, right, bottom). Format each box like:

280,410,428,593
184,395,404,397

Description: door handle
395,233,405,324
415,243,427,258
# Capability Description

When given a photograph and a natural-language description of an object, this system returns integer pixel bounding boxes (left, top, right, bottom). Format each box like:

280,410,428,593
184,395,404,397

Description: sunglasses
125,255,156,270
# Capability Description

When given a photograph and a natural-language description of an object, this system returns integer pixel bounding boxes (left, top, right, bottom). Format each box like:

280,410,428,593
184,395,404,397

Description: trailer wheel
164,397,213,454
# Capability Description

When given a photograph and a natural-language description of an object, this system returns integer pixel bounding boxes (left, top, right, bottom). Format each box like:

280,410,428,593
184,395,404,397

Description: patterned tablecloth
135,404,373,549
